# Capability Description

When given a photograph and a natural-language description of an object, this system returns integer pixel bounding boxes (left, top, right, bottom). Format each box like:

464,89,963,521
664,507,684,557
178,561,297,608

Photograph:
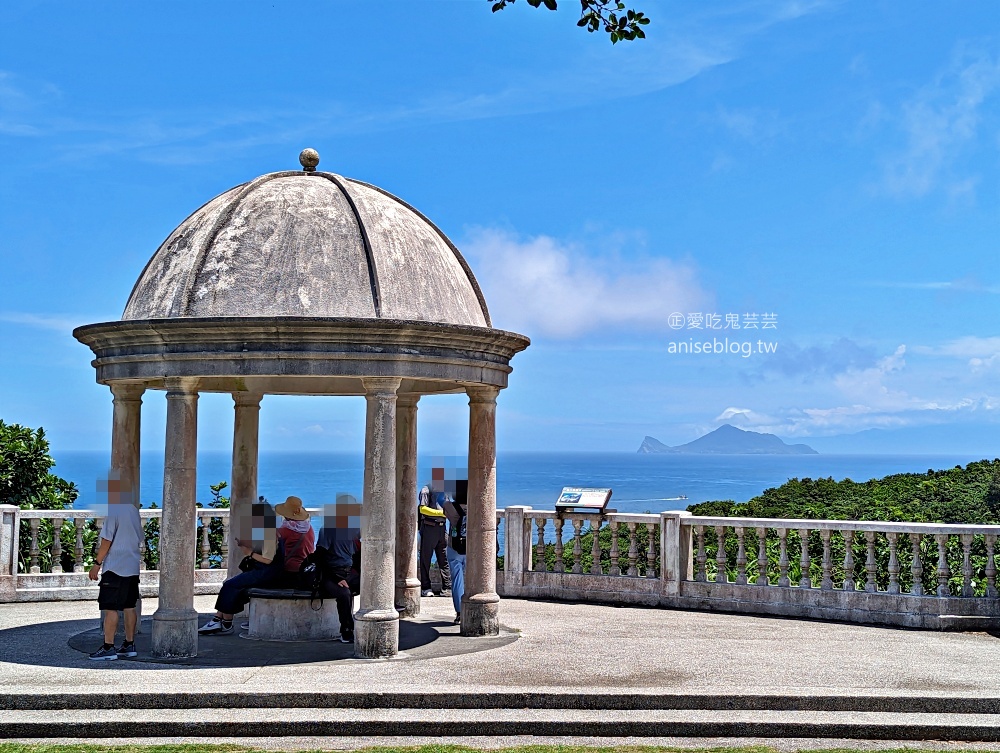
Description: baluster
935,533,951,597
139,521,148,570
221,515,230,570
714,525,727,583
777,528,789,587
798,529,811,588
843,530,856,591
51,519,63,573
609,520,621,576
157,520,163,570
73,518,85,572
820,529,833,590
29,518,41,573
961,534,974,597
735,526,747,585
553,516,565,573
755,526,768,585
986,534,997,598
590,519,602,575
199,515,211,569
534,518,547,573
865,531,877,593
886,532,900,594
571,518,584,574
694,525,706,582
627,522,639,577
909,533,923,596
646,523,658,579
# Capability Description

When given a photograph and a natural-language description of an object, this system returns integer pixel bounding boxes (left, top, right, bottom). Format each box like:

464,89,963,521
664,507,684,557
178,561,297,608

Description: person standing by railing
88,474,143,661
418,469,452,598
443,480,468,625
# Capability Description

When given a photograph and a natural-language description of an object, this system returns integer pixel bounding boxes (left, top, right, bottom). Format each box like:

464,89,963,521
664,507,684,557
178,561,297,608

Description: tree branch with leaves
491,0,649,43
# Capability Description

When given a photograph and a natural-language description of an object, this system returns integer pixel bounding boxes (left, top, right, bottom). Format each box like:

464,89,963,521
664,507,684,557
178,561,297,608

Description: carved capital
466,385,500,405
110,383,145,403
362,377,402,396
232,391,264,409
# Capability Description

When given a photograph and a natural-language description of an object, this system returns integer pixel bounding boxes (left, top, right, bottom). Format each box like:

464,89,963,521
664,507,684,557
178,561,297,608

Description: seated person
199,495,315,635
273,495,316,586
316,495,361,644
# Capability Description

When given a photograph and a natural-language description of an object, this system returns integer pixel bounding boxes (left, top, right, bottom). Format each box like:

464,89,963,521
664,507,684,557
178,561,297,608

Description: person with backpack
442,480,468,626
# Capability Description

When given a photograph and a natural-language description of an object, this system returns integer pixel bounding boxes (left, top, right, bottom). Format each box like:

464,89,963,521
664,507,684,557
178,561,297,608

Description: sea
55,451,986,514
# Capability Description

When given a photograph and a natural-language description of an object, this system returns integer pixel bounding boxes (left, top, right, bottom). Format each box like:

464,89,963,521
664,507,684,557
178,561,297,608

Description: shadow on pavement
0,612,519,669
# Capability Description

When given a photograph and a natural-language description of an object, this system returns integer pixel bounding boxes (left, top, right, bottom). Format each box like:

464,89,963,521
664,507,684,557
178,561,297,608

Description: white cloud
881,47,1000,198
463,228,710,338
0,312,97,332
715,407,752,422
0,4,832,165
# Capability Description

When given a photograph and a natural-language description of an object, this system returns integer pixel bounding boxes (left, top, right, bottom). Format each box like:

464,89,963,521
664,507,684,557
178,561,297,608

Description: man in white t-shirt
87,476,144,661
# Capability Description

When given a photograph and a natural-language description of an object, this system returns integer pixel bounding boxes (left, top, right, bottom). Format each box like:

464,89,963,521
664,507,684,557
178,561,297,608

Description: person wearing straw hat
198,495,314,635
274,495,316,582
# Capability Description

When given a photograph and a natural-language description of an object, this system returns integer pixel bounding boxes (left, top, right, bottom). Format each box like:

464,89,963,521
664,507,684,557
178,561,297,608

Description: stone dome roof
122,164,490,327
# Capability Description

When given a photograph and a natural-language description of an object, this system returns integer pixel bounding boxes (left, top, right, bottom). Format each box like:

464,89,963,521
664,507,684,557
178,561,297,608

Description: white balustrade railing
6,501,1000,629
496,508,1000,630
0,505,244,602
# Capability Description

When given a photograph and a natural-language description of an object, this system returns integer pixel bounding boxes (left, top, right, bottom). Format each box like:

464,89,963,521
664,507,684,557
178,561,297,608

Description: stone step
4,707,1000,741
2,691,1000,715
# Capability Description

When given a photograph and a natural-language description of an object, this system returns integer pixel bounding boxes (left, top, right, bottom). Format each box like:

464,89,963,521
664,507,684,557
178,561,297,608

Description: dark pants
214,564,283,615
321,573,359,633
419,522,451,592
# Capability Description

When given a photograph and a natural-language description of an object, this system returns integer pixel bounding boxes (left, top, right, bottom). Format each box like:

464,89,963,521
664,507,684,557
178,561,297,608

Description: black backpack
450,504,467,555
299,545,329,610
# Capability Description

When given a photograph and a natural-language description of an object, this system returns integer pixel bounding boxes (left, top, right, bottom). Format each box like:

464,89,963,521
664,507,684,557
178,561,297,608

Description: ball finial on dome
299,148,320,172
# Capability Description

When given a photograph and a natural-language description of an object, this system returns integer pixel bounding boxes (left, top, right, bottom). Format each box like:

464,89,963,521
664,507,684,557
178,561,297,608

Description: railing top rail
685,515,1000,535
518,509,660,524
17,507,334,520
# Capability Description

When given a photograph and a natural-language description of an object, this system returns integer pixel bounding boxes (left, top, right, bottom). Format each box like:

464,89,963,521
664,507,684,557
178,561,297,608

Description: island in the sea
638,424,818,455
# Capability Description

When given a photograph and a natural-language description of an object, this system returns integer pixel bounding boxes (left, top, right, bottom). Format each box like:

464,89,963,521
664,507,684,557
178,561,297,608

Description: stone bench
246,588,344,641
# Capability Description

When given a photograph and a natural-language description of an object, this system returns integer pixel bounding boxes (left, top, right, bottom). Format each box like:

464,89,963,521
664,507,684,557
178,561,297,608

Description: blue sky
2,1,1000,456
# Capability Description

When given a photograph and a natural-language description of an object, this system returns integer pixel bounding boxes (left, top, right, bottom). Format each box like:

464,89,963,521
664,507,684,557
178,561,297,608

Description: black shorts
97,571,140,611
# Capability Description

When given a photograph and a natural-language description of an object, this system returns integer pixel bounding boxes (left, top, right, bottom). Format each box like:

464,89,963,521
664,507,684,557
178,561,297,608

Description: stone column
502,505,532,598
228,392,263,580
661,510,693,597
462,385,501,637
110,384,144,506
151,377,199,659
394,395,421,617
0,505,18,601
356,377,401,659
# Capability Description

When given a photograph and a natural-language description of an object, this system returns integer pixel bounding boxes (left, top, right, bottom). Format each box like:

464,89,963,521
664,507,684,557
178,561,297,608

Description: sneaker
240,621,250,630
440,589,452,597
338,630,354,644
420,589,434,597
198,618,233,635
89,644,118,661
116,641,138,658
453,612,461,625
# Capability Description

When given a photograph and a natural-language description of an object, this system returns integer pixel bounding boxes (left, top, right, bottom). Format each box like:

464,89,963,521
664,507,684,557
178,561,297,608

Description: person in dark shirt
316,495,361,644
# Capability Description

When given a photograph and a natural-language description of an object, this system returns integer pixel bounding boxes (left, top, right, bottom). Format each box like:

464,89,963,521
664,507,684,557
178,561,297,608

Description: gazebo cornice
73,316,530,392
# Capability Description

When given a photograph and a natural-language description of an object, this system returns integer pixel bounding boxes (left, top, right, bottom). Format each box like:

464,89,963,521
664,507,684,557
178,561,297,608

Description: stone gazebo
74,150,530,659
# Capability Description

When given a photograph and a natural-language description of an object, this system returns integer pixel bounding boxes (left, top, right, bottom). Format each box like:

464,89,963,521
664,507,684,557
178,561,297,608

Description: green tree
0,420,84,573
0,421,78,509
491,0,650,43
